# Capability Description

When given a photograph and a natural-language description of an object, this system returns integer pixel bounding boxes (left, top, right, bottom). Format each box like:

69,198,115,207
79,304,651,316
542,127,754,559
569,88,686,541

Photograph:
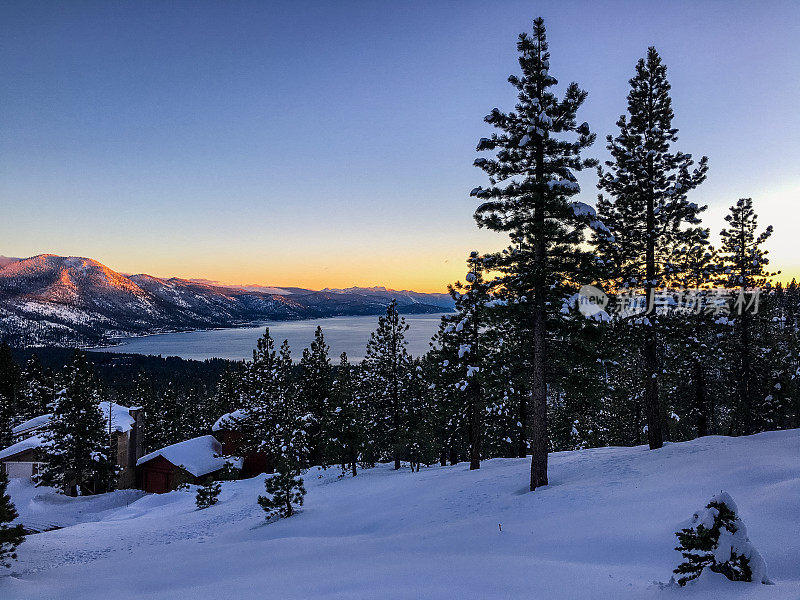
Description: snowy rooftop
211,409,248,432
11,402,136,437
0,434,46,461
12,414,52,435
136,435,236,477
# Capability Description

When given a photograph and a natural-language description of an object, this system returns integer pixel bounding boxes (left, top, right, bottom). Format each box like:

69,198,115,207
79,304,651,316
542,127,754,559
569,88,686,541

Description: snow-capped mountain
0,255,453,347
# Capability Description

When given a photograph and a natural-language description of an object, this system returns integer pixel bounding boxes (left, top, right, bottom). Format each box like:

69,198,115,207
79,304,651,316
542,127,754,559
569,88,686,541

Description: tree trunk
467,383,481,470
392,386,401,469
644,181,663,450
529,129,549,490
693,358,708,437
739,309,752,435
530,304,548,490
643,327,662,449
517,387,528,458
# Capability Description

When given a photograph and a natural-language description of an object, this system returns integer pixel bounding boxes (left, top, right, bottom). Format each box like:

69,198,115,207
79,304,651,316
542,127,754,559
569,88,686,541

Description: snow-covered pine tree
717,198,777,434
472,17,597,489
234,329,281,465
597,320,646,446
258,341,308,519
17,354,52,423
674,492,769,585
595,47,708,450
661,238,720,438
299,326,333,468
486,303,533,459
427,316,469,465
195,477,221,509
362,300,412,470
143,381,185,452
0,470,25,568
277,339,299,423
446,251,492,470
38,351,111,496
547,304,608,452
213,365,245,419
752,290,796,432
328,352,366,477
258,463,306,520
402,359,436,472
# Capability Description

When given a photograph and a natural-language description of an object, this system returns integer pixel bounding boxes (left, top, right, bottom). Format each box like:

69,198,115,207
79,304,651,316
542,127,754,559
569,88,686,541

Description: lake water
101,313,448,362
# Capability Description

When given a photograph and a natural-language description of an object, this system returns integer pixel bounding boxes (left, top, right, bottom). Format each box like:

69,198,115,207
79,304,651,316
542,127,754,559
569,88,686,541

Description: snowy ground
2,430,798,599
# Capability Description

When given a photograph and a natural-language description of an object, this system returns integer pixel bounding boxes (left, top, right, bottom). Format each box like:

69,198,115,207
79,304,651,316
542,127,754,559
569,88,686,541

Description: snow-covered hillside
2,430,798,599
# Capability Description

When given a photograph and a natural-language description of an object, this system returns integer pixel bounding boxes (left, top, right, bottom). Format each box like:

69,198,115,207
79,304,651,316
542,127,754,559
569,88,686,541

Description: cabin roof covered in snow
136,435,235,477
0,434,46,461
212,409,248,432
12,414,52,435
12,402,137,436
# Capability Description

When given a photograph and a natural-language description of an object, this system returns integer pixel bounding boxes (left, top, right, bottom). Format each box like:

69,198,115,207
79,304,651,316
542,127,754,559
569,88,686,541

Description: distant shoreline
88,308,454,351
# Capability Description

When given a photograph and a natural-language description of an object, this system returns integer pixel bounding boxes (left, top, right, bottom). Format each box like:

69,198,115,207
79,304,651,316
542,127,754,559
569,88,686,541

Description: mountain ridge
0,254,454,347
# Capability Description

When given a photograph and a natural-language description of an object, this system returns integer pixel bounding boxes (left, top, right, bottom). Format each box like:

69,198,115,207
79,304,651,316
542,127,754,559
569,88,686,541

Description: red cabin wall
219,430,272,478
139,455,179,494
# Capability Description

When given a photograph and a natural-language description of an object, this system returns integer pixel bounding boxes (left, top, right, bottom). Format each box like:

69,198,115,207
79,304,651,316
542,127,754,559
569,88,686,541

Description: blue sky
1,1,798,291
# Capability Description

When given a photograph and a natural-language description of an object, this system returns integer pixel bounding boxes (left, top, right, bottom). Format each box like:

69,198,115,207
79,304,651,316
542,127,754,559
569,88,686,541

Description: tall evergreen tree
299,326,333,468
328,353,366,477
224,329,284,473
472,17,597,489
258,340,308,519
446,251,491,470
595,47,708,450
718,198,776,434
402,360,435,472
362,300,412,469
427,317,469,466
39,351,111,496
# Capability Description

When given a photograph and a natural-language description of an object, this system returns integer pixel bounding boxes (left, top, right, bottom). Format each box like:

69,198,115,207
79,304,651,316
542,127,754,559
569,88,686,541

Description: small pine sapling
674,492,768,585
195,477,221,509
258,464,306,520
0,470,25,567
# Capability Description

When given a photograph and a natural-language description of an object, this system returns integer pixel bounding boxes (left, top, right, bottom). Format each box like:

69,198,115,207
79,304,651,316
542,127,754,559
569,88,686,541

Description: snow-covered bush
674,492,768,585
195,478,221,509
